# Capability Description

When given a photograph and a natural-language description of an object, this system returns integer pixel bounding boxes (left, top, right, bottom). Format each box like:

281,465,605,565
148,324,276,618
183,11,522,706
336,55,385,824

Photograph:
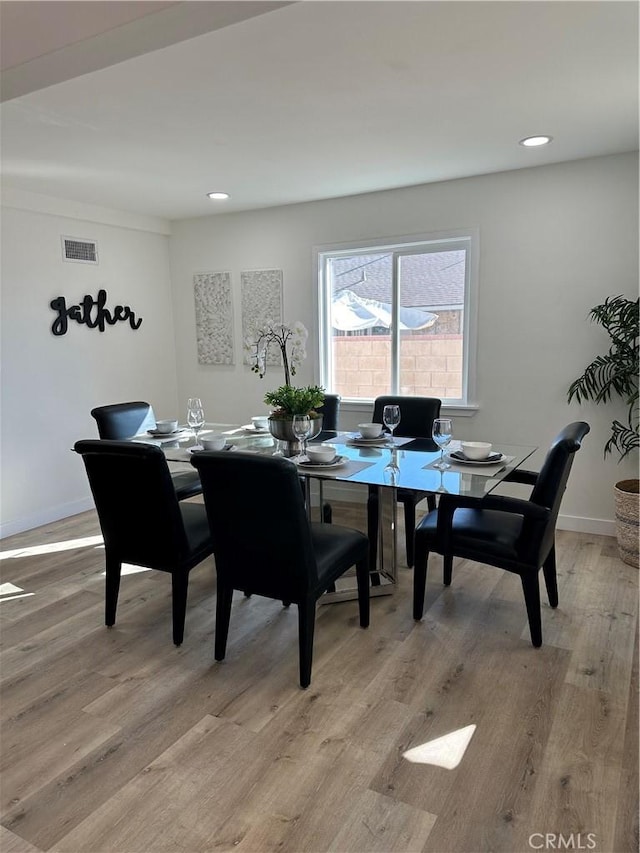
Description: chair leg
443,555,453,586
322,502,333,524
426,494,436,512
105,554,121,627
214,584,234,661
298,599,316,689
542,545,558,607
367,486,379,573
171,573,189,646
355,557,370,628
403,498,416,568
413,540,429,620
520,573,543,648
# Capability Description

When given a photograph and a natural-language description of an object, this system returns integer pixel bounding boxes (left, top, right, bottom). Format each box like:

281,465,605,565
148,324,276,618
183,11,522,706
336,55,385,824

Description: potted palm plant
568,294,639,567
246,320,325,455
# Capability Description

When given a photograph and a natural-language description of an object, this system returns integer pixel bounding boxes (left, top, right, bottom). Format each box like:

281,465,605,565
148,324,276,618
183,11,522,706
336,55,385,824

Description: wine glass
292,414,311,459
187,397,205,446
435,467,449,494
383,404,401,443
383,446,400,486
432,417,453,470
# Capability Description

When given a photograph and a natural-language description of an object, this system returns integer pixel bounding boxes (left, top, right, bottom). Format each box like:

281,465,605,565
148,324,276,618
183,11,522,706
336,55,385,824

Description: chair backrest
372,395,442,438
315,393,341,441
191,452,318,601
317,394,341,431
91,401,156,439
74,439,189,568
521,421,590,559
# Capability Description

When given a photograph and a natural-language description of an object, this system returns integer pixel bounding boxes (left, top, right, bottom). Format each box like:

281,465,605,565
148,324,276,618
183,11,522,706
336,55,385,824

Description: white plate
297,455,346,469
241,424,270,434
348,435,390,445
447,452,506,465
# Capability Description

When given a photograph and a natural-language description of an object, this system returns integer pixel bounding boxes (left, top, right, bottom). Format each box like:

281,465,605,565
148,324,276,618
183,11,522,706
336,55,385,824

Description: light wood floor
1,500,638,853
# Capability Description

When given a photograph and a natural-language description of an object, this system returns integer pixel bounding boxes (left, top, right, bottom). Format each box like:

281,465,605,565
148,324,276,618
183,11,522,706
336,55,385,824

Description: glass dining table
135,423,537,603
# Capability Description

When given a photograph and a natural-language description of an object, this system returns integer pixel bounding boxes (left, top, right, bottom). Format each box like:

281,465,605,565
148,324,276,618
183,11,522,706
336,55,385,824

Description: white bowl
358,422,383,439
200,432,226,451
461,441,492,460
155,419,178,434
251,415,269,430
306,444,337,464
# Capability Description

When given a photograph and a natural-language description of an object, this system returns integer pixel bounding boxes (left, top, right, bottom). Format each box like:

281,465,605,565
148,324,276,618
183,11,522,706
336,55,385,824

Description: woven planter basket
614,479,639,568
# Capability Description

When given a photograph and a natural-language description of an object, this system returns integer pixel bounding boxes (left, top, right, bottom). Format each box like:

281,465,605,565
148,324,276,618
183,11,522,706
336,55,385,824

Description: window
316,231,477,406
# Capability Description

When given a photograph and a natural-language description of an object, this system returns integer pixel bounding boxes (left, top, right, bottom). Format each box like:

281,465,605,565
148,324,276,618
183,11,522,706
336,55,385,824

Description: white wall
2,154,636,538
1,192,178,537
169,153,638,533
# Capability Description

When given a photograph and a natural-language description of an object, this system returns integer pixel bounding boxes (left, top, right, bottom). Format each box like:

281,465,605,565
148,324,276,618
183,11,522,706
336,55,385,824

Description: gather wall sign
50,289,143,336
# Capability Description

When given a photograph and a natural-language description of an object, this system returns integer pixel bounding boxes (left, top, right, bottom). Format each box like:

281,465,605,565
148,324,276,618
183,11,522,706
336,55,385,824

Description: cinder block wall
333,334,463,399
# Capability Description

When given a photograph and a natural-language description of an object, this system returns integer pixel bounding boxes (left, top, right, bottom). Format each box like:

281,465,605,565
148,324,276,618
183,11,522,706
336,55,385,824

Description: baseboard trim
556,514,615,537
0,497,95,540
1,491,616,541
319,482,616,538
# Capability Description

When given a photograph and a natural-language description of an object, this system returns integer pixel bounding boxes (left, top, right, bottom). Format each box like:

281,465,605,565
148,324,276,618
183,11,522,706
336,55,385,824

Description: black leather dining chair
314,393,341,442
412,422,590,647
190,451,370,688
367,395,442,569
91,401,202,501
90,401,156,439
74,439,214,646
309,393,341,523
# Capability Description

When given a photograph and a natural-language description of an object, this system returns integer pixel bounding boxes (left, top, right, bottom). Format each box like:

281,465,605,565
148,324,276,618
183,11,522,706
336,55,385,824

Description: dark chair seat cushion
417,507,525,563
180,502,214,557
310,522,369,591
172,470,203,501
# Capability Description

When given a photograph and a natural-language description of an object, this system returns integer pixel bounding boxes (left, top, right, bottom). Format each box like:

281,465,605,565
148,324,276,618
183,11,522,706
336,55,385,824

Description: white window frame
314,228,479,415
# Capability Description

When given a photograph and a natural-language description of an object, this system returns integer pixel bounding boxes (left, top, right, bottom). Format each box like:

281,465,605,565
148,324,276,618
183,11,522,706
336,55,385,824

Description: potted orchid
246,321,325,452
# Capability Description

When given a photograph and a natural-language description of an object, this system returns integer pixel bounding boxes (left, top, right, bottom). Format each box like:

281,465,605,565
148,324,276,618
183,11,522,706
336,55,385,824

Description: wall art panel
194,271,234,364
241,268,283,366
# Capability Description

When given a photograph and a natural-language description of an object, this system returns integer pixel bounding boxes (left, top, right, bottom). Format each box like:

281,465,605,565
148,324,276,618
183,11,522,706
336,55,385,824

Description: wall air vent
61,236,98,264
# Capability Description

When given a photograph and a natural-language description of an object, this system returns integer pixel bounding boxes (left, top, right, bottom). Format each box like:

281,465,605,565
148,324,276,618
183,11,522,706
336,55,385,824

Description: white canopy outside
332,289,438,331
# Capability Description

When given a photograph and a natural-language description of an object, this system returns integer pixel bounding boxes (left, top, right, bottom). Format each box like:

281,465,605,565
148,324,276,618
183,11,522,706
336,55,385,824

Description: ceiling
1,1,637,221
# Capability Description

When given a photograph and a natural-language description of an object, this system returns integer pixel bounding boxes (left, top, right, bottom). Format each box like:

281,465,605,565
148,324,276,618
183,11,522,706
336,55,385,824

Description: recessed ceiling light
519,135,553,147
207,191,230,200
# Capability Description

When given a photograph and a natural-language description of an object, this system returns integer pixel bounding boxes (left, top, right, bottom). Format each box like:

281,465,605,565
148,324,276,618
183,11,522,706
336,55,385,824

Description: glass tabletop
326,438,536,499
139,424,536,499
133,422,275,452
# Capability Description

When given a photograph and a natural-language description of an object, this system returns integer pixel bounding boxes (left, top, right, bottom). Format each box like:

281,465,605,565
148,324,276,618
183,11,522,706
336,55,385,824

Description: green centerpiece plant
263,383,325,418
